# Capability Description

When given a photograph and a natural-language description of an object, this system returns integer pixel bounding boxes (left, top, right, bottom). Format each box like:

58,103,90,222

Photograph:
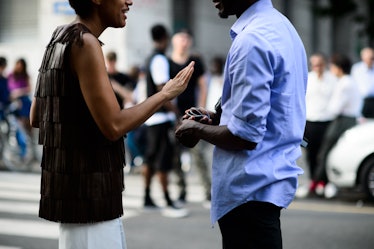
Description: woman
29,0,194,248
8,58,32,159
8,58,32,132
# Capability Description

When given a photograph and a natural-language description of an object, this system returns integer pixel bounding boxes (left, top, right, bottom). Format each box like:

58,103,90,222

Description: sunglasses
186,107,210,121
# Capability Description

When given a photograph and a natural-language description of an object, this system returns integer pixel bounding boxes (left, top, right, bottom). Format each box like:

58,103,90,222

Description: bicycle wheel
0,119,10,169
1,122,34,171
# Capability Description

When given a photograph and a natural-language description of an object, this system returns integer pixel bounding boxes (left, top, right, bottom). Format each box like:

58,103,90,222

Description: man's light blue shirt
211,0,308,224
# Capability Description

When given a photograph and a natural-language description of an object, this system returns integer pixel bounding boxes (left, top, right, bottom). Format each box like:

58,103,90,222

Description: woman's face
14,61,24,73
100,0,133,28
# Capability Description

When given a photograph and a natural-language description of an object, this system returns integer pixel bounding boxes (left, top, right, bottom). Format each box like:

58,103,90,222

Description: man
351,47,374,118
143,24,188,217
312,53,361,199
168,29,211,205
105,51,134,107
176,0,308,248
303,53,337,196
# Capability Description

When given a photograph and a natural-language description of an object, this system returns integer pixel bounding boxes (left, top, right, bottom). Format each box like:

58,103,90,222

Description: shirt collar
230,0,273,40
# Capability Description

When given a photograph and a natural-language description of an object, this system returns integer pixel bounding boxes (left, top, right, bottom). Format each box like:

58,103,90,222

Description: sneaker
202,200,211,209
309,180,317,192
324,183,338,199
295,185,309,198
161,205,189,218
315,181,326,196
173,200,186,209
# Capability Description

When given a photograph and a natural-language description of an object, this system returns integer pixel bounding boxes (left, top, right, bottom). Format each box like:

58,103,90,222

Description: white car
326,120,374,200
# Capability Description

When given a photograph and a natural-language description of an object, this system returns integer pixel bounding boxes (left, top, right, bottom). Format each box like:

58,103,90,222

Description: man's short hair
0,57,7,68
106,51,117,62
151,24,169,42
330,53,352,74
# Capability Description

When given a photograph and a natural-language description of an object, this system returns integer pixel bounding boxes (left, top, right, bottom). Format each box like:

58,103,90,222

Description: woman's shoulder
50,23,101,47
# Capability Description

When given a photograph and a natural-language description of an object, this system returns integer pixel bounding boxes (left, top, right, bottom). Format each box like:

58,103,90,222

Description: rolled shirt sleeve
222,33,274,144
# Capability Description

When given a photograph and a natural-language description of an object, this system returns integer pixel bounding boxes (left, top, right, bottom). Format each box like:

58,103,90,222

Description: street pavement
0,168,374,249
0,168,221,249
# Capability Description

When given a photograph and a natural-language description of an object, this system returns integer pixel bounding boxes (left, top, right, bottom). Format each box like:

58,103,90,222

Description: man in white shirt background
299,53,337,197
351,47,374,118
313,53,361,198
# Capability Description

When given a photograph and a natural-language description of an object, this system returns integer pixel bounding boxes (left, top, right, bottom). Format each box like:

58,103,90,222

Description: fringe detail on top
34,23,125,223
39,194,124,224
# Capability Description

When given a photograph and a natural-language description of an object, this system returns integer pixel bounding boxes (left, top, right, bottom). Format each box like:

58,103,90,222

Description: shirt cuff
227,115,265,143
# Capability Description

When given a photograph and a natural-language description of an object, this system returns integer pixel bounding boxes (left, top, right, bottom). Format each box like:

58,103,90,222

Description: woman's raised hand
162,61,194,100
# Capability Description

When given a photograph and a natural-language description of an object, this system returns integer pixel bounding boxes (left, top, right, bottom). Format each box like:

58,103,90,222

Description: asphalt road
0,169,373,249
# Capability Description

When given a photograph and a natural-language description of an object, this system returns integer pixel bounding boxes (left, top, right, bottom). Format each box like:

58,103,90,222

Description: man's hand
175,119,201,148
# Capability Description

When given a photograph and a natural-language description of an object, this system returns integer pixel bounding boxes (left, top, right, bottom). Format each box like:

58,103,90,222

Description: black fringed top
33,23,126,223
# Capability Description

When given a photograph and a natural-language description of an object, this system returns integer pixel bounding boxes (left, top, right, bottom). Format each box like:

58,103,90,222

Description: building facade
0,0,369,87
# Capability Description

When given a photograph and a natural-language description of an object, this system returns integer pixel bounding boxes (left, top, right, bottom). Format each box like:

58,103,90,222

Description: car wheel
361,157,374,201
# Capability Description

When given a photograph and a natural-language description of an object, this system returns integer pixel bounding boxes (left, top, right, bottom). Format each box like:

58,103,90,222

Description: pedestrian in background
7,58,32,134
105,50,134,107
302,52,337,196
29,0,194,248
313,53,361,198
176,0,307,248
105,51,139,171
169,29,210,205
142,24,189,217
205,56,225,112
0,57,9,120
351,47,374,119
7,58,32,159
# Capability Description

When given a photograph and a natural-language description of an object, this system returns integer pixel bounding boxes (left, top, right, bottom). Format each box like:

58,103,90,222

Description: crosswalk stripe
0,218,58,239
0,190,39,202
0,200,38,215
0,171,207,241
0,172,138,241
0,180,40,191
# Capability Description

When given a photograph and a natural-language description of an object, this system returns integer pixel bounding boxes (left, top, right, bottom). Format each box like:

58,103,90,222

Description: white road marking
0,200,38,215
0,218,58,239
289,201,374,215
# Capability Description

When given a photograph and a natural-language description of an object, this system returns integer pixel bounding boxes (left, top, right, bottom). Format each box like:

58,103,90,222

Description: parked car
326,120,374,200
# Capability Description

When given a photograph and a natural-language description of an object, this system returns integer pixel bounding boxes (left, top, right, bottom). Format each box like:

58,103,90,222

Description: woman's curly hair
69,0,94,19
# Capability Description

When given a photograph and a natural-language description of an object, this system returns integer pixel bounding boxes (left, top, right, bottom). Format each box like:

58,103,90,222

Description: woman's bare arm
72,33,194,141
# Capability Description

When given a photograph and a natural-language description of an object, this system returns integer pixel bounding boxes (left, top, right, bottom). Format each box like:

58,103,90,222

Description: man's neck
107,66,117,74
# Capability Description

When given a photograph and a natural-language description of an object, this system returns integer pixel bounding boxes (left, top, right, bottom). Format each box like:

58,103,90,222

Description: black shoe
144,197,159,209
178,190,186,203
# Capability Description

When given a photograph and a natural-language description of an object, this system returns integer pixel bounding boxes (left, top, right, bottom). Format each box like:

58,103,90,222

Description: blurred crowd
0,24,225,217
101,25,225,217
299,47,374,199
1,29,373,207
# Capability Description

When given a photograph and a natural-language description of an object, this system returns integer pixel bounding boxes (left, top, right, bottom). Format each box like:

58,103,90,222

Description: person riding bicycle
0,57,10,120
7,58,32,132
7,58,33,160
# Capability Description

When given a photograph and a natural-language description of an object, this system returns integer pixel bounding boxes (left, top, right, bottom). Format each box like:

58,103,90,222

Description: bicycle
0,102,42,172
